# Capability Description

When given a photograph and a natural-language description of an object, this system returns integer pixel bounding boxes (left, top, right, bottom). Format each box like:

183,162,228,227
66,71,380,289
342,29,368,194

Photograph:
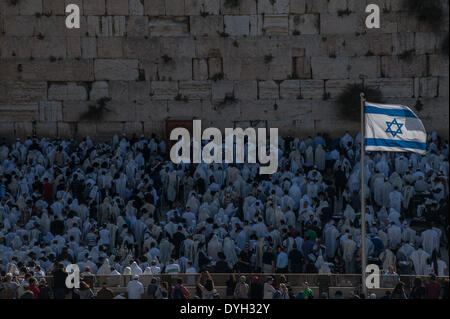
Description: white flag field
365,102,427,155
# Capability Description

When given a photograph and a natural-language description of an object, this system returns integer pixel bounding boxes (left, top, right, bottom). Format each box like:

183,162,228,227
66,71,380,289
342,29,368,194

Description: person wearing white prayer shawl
421,228,439,255
305,145,314,166
342,235,356,274
379,248,396,272
402,223,417,244
207,234,222,262
159,237,174,267
387,208,401,226
409,247,430,275
389,186,402,214
314,144,326,171
324,221,339,259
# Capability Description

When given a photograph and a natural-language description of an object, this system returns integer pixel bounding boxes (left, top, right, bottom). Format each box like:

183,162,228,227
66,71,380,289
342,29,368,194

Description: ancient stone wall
0,0,448,140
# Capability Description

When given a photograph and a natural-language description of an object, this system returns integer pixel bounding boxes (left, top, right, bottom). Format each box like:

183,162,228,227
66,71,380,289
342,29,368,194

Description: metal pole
360,93,367,298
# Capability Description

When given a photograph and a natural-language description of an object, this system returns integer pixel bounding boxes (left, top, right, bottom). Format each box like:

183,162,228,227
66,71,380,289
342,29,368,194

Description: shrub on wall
79,97,112,122
336,84,383,122
404,0,444,30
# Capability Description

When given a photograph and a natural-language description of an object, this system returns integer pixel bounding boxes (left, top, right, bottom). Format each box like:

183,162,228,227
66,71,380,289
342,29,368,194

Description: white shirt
127,280,144,299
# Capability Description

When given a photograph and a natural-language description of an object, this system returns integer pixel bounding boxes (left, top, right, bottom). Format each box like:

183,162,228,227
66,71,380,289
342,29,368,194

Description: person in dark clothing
409,277,426,299
391,282,408,299
52,263,68,299
172,226,186,258
425,274,441,299
334,166,347,196
197,243,210,271
96,283,114,299
288,243,303,273
262,245,275,273
50,218,65,236
237,244,252,273
213,252,232,273
38,278,51,299
147,278,159,299
248,276,263,299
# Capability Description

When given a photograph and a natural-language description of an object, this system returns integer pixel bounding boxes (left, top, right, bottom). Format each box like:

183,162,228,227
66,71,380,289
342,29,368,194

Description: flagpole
360,92,367,298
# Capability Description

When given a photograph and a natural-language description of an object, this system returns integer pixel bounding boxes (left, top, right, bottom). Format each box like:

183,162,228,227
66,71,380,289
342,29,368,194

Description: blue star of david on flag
385,118,404,138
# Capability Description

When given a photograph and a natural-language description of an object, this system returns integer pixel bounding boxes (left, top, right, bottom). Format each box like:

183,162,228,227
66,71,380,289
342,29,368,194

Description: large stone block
224,15,250,36
157,57,192,81
151,81,179,100
392,32,415,55
300,79,324,99
97,37,123,58
20,59,94,81
83,0,106,15
128,81,150,100
48,82,88,100
258,0,289,14
263,15,289,35
280,80,300,99
81,37,97,58
135,100,167,122
311,57,349,79
305,0,327,13
347,56,379,79
106,0,129,15
234,80,257,100
123,37,160,59
144,0,165,15
211,80,234,100
4,16,35,36
190,16,224,36
149,17,189,36
419,77,439,98
381,55,427,78
0,81,47,102
289,14,319,34
428,55,449,77
108,81,129,100
179,81,211,100
258,80,279,99
94,59,139,80
325,79,360,98
67,37,81,58
127,16,149,36
208,57,223,78
0,103,39,121
365,78,414,98
293,56,311,78
192,58,209,80
240,0,257,14
290,0,306,14
129,0,145,15
165,0,184,15
19,0,42,15
320,13,363,34
39,101,62,122
90,81,110,100
167,100,203,118
35,122,57,137
43,0,66,14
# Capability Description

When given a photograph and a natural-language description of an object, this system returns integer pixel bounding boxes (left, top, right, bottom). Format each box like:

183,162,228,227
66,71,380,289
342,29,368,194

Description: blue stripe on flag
365,138,426,150
365,105,417,118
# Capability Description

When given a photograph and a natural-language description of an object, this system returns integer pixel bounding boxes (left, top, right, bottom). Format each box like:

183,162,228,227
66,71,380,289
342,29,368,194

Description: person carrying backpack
171,279,190,299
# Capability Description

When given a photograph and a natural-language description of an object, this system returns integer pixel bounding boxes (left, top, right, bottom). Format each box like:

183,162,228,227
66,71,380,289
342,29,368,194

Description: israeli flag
365,102,427,155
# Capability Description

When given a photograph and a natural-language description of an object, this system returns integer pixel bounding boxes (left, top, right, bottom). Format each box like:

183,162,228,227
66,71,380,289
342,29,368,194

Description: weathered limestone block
208,57,223,78
369,34,393,56
14,122,34,137
135,100,167,122
48,82,88,100
239,0,257,14
327,0,347,12
4,16,35,36
428,55,449,77
311,57,349,79
0,81,47,102
190,16,224,36
365,78,414,98
35,16,69,37
179,81,211,100
81,38,97,58
249,14,263,36
158,57,192,81
87,16,101,36
0,0,20,15
20,59,94,81
127,16,149,36
160,37,196,58
96,122,122,138
67,37,82,58
224,15,250,36
348,56,379,79
19,0,42,15
144,0,165,15
263,15,289,35
83,0,106,15
439,77,449,98
305,0,327,13
99,100,136,122
0,103,39,121
320,14,363,34
325,79,359,98
392,32,415,55
151,81,179,100
106,0,129,15
39,101,62,122
129,0,144,15
300,80,324,99
258,0,289,14
149,17,189,36
167,100,203,118
43,0,66,14
381,55,427,78
128,81,150,100
1,37,33,58
139,59,158,80
94,59,139,81
221,0,240,14
97,37,123,58
289,14,319,34
234,80,257,100
258,80,279,99
414,32,439,55
35,122,57,136
290,0,306,14
212,80,234,100
108,81,129,100
419,77,439,98
193,58,209,80
280,80,300,99
201,100,241,122
165,0,184,15
184,0,201,15
123,37,160,59
90,81,110,100
267,56,292,80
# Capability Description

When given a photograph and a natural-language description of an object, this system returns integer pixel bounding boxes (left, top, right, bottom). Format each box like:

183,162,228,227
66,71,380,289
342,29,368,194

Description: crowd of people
0,129,448,299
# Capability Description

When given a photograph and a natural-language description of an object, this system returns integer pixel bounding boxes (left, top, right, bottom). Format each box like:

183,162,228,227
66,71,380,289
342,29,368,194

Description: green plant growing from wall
79,97,112,122
9,0,19,5
404,0,444,31
174,94,189,102
224,0,240,8
37,33,45,40
161,54,173,64
398,49,415,61
211,72,224,82
337,8,351,17
336,84,383,121
264,54,274,64
414,99,424,112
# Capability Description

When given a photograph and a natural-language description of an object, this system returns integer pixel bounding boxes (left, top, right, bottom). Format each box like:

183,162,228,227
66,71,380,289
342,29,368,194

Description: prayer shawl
410,249,430,275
